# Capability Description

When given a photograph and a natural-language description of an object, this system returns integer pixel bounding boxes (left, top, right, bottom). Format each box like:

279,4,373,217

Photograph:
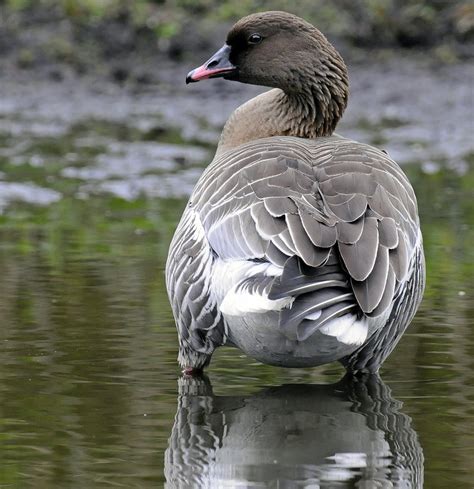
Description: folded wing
190,136,420,341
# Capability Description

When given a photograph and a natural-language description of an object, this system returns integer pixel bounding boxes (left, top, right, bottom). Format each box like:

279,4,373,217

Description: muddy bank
0,51,472,213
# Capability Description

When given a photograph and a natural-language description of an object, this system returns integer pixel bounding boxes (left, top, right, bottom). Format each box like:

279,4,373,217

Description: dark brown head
186,11,349,135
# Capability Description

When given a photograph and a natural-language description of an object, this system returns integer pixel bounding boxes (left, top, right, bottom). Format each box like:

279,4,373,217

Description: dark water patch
24,135,107,160
70,118,144,142
1,161,65,182
69,117,213,148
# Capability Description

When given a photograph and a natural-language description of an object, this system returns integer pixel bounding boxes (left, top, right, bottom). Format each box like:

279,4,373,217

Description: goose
165,11,425,375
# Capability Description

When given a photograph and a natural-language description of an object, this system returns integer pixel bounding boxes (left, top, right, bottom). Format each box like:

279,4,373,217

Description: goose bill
186,44,237,83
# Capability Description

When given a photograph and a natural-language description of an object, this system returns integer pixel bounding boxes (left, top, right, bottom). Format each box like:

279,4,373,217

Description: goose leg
178,344,213,373
182,366,204,376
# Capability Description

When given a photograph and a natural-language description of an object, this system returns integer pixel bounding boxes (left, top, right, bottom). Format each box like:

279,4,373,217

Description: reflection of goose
165,375,423,488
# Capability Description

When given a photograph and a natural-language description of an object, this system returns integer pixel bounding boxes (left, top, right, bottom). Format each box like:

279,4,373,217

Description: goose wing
193,136,420,330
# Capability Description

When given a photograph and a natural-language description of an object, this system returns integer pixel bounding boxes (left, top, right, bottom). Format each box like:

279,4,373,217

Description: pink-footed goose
166,11,425,374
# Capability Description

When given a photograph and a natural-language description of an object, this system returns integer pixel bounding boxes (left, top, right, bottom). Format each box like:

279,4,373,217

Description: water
0,57,473,488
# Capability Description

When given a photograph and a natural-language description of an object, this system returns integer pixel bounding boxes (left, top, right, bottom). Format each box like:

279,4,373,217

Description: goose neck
216,85,345,154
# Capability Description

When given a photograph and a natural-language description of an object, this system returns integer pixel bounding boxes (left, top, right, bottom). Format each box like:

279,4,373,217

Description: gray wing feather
264,196,298,216
272,231,295,257
287,213,331,267
326,193,368,222
251,202,287,237
338,217,379,282
265,241,289,266
300,211,337,247
369,266,397,317
296,302,358,341
352,244,390,313
378,217,399,249
281,289,354,334
336,217,365,244
239,210,266,256
269,255,347,299
390,229,410,281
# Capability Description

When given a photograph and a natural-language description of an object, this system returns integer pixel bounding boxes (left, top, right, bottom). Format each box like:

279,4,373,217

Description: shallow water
0,58,473,487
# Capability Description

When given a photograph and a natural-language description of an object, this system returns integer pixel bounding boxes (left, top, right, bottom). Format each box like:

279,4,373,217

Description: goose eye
248,33,263,44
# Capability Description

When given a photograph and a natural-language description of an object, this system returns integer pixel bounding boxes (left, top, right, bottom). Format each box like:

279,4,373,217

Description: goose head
186,11,349,136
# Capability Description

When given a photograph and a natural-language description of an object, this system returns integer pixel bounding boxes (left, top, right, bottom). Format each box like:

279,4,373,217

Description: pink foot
182,366,203,376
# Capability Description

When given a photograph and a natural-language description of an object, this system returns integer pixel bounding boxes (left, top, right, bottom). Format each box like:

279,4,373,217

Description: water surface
0,58,473,488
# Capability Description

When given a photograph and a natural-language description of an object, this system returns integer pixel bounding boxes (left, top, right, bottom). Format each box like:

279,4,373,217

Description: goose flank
165,11,425,374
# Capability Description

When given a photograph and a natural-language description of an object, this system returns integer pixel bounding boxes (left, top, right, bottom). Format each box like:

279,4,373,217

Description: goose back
166,134,423,368
194,135,420,313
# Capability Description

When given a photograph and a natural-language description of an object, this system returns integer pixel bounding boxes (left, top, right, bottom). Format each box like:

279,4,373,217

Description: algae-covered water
0,57,473,488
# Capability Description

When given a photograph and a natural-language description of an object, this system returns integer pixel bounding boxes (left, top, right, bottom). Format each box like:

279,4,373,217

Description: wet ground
0,55,473,488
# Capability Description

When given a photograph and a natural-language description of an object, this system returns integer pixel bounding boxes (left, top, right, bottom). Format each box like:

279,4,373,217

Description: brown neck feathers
217,39,349,153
